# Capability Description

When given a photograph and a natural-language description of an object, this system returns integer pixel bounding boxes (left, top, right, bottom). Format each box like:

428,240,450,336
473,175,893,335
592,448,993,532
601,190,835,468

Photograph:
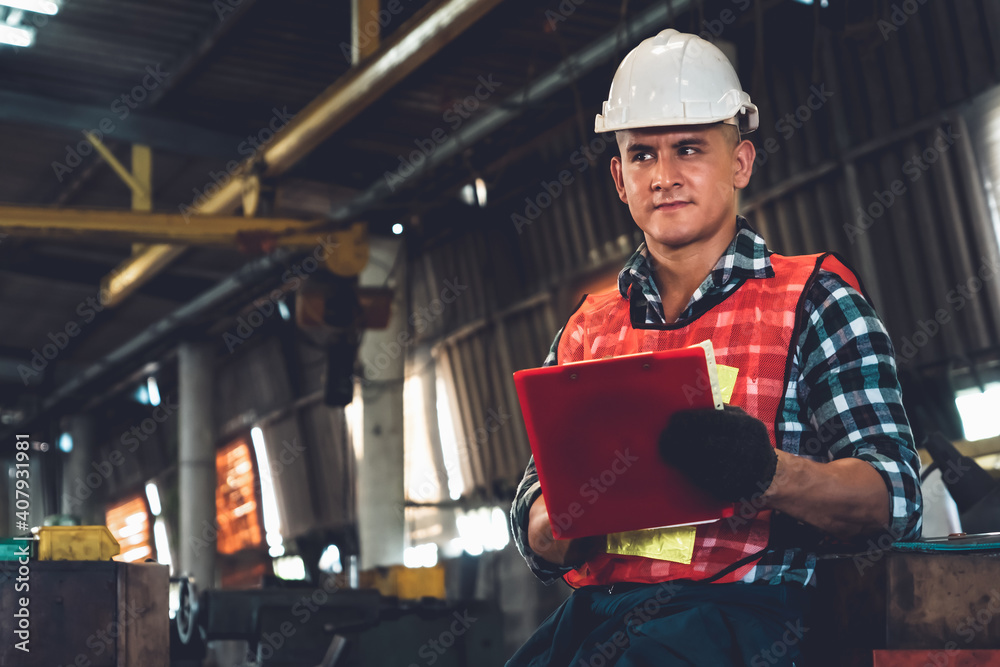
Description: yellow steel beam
83,132,151,201
0,206,321,245
352,0,381,65
131,144,152,254
102,0,503,307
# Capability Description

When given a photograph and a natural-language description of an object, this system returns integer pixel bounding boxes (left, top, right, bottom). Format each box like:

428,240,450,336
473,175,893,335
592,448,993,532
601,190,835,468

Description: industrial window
106,494,154,563
216,437,263,555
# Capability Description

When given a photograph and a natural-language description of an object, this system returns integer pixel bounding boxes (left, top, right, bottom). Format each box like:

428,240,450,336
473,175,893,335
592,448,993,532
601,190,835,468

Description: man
508,29,922,666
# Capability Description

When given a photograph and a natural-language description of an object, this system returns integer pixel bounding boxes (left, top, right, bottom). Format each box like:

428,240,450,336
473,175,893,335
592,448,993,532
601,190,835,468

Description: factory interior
0,0,1000,665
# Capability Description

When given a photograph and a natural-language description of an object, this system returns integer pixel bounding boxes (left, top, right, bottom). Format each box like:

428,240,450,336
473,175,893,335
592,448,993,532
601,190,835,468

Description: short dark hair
720,123,741,148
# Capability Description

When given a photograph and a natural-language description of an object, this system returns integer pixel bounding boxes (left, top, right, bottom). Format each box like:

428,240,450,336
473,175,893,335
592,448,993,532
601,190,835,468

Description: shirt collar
617,216,774,299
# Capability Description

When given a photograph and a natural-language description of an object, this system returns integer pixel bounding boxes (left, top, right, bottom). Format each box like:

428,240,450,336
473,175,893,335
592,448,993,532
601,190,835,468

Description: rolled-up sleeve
798,272,923,541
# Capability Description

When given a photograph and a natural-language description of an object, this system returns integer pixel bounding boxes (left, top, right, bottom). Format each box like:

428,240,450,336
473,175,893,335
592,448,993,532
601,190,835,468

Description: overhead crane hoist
0,134,385,407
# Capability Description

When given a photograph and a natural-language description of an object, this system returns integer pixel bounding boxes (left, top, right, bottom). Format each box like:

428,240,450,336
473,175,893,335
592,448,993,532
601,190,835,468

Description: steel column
178,342,217,591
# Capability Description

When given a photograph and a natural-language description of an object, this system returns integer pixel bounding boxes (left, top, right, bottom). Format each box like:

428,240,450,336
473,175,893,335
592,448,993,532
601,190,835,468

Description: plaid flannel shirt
511,217,923,586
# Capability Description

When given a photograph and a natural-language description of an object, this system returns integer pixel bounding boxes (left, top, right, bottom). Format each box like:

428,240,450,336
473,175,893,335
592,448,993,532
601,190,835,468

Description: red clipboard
513,342,735,539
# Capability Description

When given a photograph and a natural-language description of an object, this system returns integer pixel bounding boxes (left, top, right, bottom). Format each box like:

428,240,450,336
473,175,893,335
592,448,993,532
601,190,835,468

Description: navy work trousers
506,580,808,667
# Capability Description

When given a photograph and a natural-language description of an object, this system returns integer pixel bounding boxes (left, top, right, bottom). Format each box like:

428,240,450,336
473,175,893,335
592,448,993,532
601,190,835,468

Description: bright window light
392,223,404,235
435,376,465,500
145,482,161,516
58,432,73,453
454,506,510,556
474,177,487,207
403,543,438,568
153,518,172,574
146,377,161,407
956,383,1000,441
490,506,510,551
319,544,343,574
0,23,34,48
1,0,60,15
278,299,291,321
273,555,306,580
251,426,284,556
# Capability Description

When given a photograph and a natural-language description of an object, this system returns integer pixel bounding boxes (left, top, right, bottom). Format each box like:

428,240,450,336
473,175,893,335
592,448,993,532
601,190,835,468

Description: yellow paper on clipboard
606,526,698,564
717,365,739,404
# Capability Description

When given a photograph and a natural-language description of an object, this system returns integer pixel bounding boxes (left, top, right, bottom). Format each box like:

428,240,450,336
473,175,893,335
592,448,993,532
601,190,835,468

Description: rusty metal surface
0,560,168,667
118,560,169,667
887,552,1000,650
873,650,1000,666
804,551,1000,666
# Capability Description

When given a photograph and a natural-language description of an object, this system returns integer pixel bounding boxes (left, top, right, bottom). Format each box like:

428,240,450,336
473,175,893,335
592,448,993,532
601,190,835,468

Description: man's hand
659,405,777,502
527,495,603,567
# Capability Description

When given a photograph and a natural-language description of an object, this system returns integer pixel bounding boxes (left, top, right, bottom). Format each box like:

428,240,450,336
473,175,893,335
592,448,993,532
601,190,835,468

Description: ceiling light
1,0,60,15
392,223,403,235
0,23,34,47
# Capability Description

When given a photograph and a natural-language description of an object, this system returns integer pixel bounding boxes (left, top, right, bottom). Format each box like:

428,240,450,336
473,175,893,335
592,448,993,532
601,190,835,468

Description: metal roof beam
100,0,506,307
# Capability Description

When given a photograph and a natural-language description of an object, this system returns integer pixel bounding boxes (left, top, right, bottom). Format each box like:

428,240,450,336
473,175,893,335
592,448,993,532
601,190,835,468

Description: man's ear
610,156,628,204
733,139,756,190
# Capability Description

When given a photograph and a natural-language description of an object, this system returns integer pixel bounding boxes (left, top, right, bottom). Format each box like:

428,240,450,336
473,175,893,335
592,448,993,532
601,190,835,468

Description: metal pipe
328,0,693,222
17,1,691,431
104,0,505,306
36,248,295,417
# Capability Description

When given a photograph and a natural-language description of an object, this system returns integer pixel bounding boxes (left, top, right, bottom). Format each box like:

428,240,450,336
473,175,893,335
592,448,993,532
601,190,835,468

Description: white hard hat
595,29,758,134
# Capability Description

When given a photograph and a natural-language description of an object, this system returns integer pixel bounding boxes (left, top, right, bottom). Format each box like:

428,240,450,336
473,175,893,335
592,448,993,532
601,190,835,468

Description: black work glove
658,405,777,503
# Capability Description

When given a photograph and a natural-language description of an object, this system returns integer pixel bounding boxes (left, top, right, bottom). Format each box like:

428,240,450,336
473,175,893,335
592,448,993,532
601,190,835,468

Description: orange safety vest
558,252,863,587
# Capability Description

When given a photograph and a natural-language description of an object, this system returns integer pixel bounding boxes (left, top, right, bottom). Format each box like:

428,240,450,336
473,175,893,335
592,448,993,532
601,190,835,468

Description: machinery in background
923,432,1000,534
171,576,501,667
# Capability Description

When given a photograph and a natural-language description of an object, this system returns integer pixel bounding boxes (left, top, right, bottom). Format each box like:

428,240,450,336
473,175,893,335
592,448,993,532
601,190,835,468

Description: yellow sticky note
605,525,697,564
717,365,739,404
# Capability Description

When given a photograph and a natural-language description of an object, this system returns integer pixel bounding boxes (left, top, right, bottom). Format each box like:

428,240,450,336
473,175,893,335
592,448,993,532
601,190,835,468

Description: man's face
610,124,755,254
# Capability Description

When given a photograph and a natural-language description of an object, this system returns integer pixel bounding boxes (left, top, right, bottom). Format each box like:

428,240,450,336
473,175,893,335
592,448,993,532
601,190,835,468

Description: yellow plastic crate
35,525,121,561
360,564,446,599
